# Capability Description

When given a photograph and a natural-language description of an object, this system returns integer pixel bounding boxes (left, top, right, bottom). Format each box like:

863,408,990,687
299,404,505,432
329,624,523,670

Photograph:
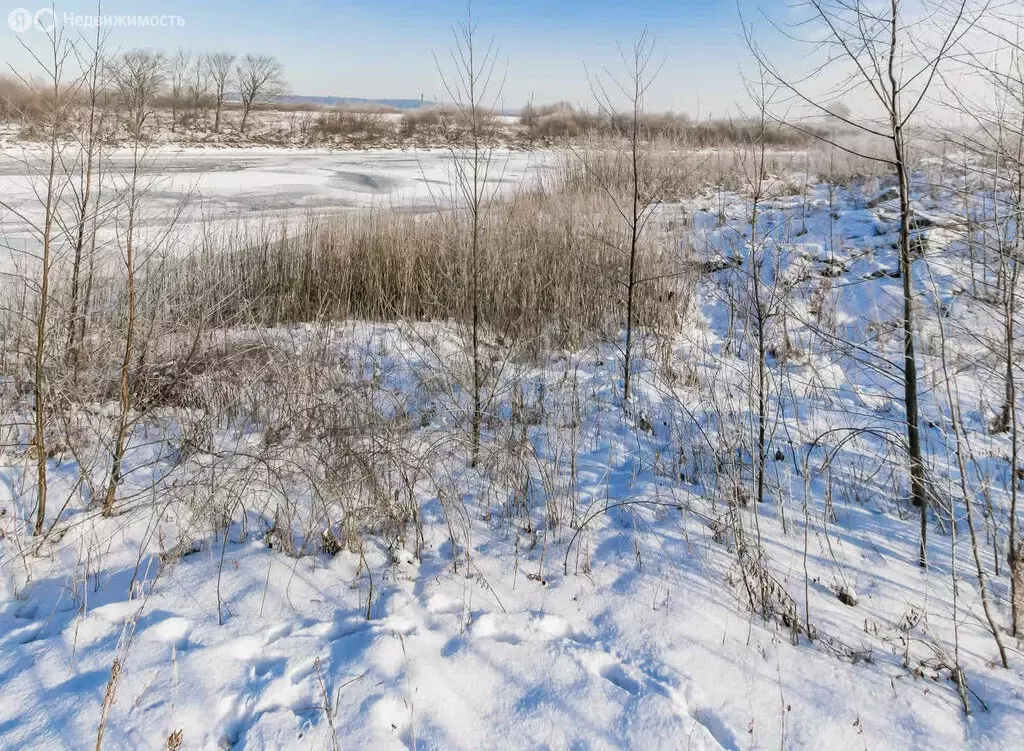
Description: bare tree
585,29,664,401
712,63,794,622
235,54,284,135
205,52,236,133
749,0,982,567
103,50,166,516
168,48,191,133
930,266,1010,666
114,50,165,138
0,27,80,534
923,4,1024,641
984,40,1024,637
979,34,1023,637
186,54,208,126
63,21,111,373
743,67,777,514
435,5,505,466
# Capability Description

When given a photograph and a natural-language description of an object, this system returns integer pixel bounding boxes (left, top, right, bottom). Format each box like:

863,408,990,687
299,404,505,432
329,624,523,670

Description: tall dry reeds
157,173,688,350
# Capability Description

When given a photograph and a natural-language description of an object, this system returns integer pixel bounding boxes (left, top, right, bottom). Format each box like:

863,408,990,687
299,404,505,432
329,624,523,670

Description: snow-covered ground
1,156,1024,750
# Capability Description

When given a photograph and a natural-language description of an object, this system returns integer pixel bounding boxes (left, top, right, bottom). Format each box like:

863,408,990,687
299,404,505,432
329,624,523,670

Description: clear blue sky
3,0,786,115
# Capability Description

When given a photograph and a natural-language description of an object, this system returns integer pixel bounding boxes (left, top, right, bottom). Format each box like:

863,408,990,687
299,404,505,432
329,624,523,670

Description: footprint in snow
249,656,287,683
582,651,643,696
690,708,741,751
14,602,39,620
599,661,642,696
583,649,739,750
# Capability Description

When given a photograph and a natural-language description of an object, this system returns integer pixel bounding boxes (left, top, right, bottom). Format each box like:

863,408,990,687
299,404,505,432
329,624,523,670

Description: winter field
8,0,1024,745
2,130,1024,751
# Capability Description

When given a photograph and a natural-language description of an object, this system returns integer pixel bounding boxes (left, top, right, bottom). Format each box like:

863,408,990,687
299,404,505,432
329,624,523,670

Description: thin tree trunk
32,38,68,535
468,31,483,468
623,93,640,401
67,59,102,374
1006,108,1024,635
33,119,59,536
936,279,1009,666
104,140,141,516
887,2,928,565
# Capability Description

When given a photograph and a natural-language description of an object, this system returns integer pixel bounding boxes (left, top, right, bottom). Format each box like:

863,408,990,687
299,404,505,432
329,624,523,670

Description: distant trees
205,52,236,133
168,48,190,132
236,54,284,135
0,46,285,136
185,52,208,123
113,50,165,136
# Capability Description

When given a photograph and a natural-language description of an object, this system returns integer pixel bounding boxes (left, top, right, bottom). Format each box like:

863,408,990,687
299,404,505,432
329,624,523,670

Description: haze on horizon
2,0,786,117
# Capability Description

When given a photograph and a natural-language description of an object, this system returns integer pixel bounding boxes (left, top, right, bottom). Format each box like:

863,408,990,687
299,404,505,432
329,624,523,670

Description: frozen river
0,146,553,259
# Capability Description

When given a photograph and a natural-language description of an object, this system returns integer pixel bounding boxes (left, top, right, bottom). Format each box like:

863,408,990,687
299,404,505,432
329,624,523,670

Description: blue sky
3,0,781,115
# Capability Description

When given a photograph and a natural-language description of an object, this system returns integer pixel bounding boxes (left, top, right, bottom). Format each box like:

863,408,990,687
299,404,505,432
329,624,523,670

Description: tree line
1,41,285,136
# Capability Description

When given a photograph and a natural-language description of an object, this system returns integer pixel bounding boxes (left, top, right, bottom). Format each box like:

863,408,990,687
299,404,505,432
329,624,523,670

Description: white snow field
2,154,1024,751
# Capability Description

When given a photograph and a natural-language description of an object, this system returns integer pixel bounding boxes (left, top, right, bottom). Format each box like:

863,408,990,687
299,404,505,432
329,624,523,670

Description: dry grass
158,164,690,349
308,110,394,143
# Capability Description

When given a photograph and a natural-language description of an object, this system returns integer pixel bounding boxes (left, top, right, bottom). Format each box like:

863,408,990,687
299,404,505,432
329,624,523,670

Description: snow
2,155,1024,750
